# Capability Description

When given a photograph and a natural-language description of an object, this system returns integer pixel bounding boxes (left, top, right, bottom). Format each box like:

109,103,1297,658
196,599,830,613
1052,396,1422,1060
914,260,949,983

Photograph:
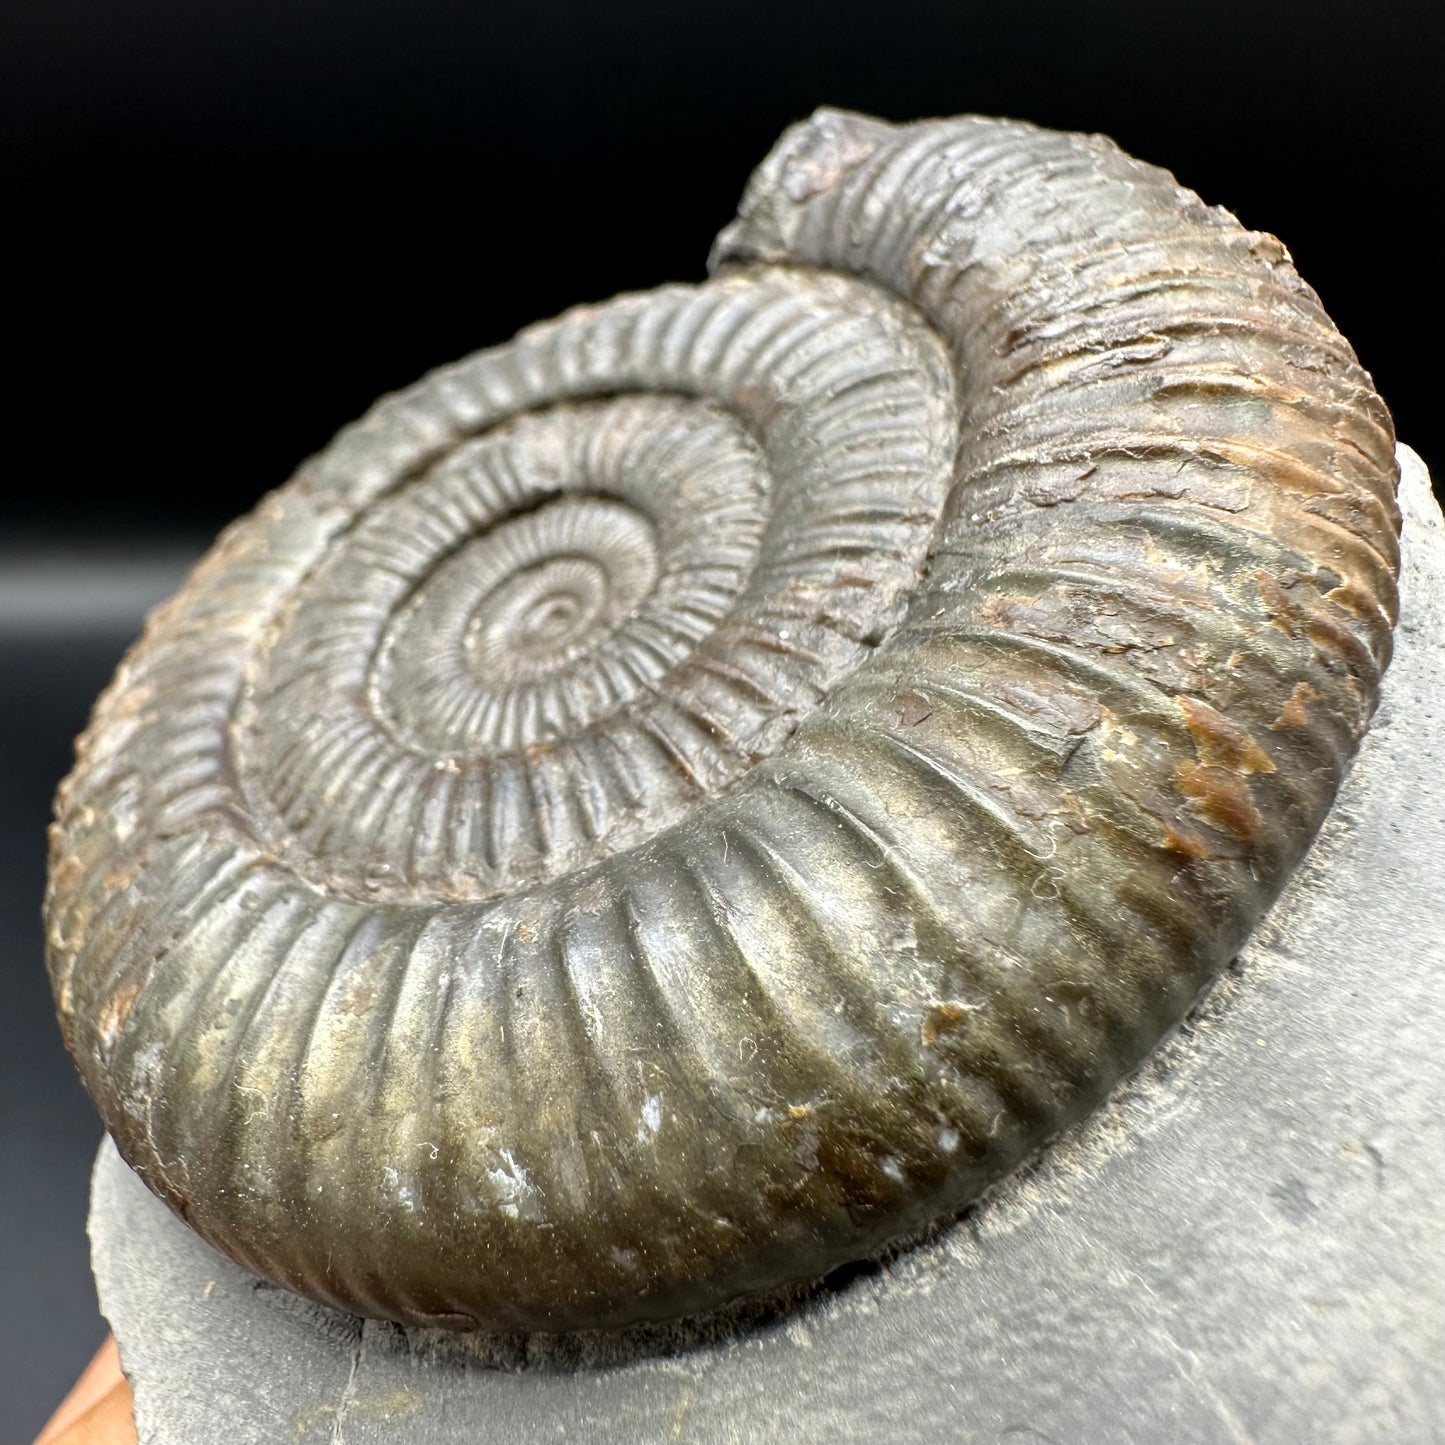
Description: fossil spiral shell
47,111,1399,1332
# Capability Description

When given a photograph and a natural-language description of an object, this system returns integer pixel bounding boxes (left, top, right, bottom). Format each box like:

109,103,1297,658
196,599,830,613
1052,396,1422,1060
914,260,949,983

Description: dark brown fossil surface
46,110,1399,1332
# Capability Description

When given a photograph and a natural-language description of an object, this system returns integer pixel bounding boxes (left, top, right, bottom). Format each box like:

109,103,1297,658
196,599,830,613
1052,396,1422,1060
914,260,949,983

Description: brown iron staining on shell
46,111,1399,1333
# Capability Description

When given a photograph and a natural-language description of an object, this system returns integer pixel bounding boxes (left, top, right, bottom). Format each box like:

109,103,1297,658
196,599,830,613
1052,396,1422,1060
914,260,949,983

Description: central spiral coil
47,110,1399,1333
230,277,955,903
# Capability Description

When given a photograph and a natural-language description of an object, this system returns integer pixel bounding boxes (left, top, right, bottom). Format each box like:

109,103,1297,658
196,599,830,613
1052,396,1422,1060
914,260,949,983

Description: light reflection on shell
47,110,1399,1332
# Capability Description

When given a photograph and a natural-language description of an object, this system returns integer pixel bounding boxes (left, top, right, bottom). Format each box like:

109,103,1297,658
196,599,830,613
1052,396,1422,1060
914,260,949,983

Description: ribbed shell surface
47,111,1400,1332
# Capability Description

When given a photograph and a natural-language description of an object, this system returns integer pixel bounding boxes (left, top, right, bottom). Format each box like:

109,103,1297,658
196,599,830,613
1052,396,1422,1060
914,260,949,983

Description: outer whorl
47,111,1400,1332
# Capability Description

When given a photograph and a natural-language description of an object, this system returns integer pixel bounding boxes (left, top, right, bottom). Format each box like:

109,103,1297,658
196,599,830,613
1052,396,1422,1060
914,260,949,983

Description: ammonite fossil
47,110,1399,1332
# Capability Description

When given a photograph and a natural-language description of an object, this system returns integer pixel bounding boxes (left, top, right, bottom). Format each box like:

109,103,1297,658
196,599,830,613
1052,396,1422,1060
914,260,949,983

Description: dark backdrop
4,0,1441,543
2,0,1440,1436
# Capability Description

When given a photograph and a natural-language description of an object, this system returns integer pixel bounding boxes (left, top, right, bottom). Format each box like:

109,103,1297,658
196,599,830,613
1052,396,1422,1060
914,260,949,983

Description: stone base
92,447,1445,1445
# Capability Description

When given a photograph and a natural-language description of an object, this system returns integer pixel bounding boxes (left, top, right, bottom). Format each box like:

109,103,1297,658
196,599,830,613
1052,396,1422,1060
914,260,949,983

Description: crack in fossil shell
47,110,1399,1333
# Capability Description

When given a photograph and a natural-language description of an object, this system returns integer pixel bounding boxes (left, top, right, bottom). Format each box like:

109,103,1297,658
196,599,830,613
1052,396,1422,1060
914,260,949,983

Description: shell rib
47,111,1399,1332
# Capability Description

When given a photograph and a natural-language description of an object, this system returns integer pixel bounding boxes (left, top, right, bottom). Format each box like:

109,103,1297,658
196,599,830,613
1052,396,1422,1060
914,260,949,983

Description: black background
2,1,1440,1436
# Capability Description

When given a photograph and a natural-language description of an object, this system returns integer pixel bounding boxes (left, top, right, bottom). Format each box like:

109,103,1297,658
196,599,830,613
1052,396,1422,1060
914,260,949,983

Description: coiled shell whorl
47,111,1400,1332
